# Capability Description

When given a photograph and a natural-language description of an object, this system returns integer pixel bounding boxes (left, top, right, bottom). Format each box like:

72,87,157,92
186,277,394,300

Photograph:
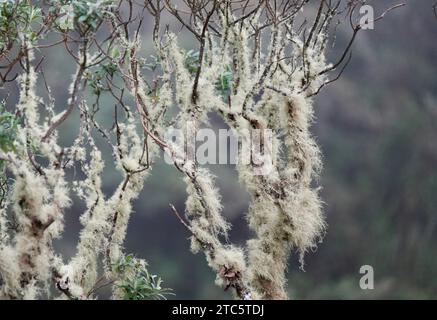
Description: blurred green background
3,1,437,299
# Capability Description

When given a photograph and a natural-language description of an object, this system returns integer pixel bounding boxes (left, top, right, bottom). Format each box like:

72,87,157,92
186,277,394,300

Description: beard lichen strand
244,93,325,300
195,10,329,299
65,113,156,298
66,145,106,296
160,134,250,298
0,49,73,298
162,35,251,298
179,121,250,299
104,119,157,281
235,133,291,300
282,94,325,257
235,93,325,299
0,245,21,298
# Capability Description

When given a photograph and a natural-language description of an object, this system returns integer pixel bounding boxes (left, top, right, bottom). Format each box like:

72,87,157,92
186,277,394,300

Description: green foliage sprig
0,102,18,153
0,102,18,206
55,0,114,31
215,65,232,96
112,254,173,300
0,0,41,53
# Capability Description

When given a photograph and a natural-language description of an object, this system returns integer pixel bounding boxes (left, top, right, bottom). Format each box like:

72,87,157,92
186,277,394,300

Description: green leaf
112,254,174,300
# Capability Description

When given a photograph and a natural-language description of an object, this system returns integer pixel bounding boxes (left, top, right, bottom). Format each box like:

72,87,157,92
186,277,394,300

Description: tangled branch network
0,0,404,300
